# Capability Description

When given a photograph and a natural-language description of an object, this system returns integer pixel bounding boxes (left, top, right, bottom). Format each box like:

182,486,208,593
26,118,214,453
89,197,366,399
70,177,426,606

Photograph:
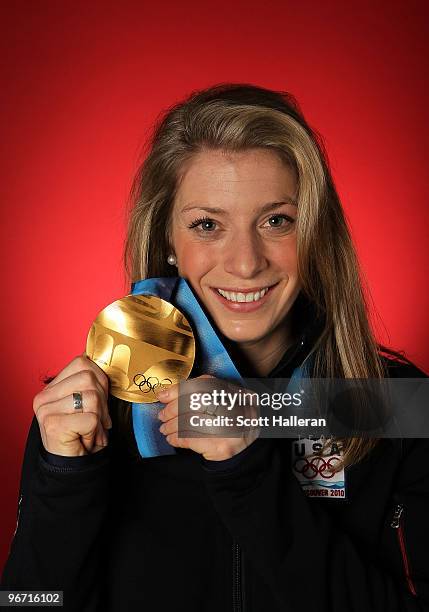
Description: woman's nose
223,232,268,278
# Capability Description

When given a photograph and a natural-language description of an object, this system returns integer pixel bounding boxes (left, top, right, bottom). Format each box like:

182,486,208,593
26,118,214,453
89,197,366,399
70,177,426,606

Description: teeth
217,287,269,302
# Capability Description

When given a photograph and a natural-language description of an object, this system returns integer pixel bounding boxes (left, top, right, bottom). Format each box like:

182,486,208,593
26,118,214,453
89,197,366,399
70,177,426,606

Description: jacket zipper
390,503,417,596
232,542,243,612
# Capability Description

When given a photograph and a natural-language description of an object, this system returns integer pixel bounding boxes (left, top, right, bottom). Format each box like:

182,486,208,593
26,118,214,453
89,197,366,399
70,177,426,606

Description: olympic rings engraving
133,374,173,394
293,456,340,479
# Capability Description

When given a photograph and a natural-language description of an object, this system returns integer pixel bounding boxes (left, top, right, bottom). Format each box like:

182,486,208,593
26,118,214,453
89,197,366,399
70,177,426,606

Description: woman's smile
209,281,279,313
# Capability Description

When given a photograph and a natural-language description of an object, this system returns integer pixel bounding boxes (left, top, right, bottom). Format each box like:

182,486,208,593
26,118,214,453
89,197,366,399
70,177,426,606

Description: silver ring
73,392,83,411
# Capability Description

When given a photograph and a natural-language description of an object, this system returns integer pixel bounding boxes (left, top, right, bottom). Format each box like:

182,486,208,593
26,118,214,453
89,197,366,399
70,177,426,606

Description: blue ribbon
130,277,313,458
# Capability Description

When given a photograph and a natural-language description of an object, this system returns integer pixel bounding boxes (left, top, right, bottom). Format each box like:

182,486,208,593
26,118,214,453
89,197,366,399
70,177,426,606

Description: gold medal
85,294,195,403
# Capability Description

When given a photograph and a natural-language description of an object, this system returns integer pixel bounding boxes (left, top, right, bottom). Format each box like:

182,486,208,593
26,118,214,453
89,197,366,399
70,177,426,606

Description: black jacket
1,331,429,612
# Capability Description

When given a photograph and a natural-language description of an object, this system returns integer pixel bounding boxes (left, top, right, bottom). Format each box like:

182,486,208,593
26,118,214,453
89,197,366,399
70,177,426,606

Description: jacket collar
267,292,325,379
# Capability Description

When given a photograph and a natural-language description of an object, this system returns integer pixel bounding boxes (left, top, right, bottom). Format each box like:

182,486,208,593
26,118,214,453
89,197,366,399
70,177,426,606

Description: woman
2,83,428,611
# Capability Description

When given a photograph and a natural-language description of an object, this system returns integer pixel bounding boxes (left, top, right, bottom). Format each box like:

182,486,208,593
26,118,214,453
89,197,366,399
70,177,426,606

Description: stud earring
167,254,177,266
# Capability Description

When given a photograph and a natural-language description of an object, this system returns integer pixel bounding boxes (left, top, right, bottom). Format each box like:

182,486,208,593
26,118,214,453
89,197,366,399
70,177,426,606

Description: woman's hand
33,354,112,456
156,374,259,461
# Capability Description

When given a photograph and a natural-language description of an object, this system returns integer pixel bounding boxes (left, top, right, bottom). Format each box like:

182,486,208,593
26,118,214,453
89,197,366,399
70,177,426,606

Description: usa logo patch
291,437,346,499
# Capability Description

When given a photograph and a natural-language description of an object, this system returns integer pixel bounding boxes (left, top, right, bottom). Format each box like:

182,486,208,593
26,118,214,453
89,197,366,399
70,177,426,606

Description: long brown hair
119,83,406,467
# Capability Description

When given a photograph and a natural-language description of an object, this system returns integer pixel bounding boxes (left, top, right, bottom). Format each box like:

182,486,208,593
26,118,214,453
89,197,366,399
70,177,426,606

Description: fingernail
155,388,168,400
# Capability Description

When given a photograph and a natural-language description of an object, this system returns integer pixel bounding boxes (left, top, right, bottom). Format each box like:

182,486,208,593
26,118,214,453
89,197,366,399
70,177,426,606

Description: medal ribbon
130,276,312,458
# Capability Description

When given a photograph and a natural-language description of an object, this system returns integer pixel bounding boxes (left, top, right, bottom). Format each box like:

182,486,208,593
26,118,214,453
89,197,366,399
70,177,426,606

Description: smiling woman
2,83,429,612
124,83,396,466
170,147,301,375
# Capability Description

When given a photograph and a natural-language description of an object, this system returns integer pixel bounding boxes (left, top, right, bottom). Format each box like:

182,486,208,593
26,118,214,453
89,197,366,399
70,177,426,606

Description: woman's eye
187,217,217,232
265,214,294,229
187,214,294,235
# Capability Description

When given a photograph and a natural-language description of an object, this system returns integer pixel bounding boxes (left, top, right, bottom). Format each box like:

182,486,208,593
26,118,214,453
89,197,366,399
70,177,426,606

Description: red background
1,0,428,572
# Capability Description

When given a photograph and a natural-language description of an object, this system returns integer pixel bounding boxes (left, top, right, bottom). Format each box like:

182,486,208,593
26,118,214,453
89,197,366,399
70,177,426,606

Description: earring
167,254,177,266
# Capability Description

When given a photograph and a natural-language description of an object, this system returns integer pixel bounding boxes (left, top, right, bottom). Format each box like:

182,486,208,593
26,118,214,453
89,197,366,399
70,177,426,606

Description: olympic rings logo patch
293,456,341,479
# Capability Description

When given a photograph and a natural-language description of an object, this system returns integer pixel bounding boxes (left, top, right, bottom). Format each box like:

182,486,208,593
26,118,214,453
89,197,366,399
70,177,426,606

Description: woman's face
170,148,301,349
